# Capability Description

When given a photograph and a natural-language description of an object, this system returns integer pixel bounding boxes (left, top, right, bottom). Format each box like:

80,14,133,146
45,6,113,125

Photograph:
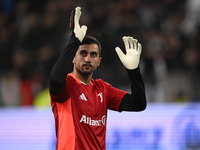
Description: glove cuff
126,66,140,73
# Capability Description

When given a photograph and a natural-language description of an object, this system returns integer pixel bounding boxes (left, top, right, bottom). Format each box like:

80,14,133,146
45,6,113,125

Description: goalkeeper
49,6,146,150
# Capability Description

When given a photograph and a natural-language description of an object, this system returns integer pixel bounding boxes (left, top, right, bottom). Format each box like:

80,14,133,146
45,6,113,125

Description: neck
72,70,93,85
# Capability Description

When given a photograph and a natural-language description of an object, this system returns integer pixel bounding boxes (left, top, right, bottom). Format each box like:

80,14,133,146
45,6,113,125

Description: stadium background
0,0,200,149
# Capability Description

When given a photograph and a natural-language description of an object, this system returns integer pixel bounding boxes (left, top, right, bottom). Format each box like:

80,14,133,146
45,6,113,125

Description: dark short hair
80,35,101,55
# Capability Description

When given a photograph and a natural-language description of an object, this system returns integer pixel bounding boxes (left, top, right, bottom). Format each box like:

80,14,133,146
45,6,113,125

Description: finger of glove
115,47,126,62
81,25,87,36
128,37,134,49
137,43,142,55
122,36,129,51
133,39,138,50
75,6,81,11
75,7,81,26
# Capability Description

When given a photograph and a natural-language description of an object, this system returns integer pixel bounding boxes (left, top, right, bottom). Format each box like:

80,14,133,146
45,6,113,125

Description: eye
91,52,98,57
80,50,87,56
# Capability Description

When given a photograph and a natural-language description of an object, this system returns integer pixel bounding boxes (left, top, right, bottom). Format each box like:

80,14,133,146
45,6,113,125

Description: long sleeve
49,35,80,95
119,67,147,112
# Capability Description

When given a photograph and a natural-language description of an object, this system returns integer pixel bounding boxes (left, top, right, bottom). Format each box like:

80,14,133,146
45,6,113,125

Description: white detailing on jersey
97,92,103,102
80,115,107,127
79,93,87,101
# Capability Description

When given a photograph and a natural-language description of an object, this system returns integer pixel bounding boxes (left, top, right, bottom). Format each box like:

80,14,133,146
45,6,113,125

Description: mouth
82,64,93,69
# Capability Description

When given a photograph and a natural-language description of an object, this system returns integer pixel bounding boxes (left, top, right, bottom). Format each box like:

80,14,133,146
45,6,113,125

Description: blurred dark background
0,0,200,106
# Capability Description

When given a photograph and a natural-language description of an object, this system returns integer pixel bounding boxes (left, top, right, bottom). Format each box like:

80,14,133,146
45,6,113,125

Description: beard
76,64,94,75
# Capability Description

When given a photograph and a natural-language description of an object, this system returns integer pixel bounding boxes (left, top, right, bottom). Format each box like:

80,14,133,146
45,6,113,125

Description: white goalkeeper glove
115,36,142,70
70,7,87,42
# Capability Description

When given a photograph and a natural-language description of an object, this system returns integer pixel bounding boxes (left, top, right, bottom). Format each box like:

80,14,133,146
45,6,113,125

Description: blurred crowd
0,0,200,106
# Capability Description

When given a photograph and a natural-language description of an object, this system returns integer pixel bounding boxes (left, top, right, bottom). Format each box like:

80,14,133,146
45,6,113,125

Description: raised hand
115,36,142,70
69,7,87,42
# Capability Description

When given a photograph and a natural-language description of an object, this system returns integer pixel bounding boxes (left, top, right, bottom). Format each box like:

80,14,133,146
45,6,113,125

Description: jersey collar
69,73,94,85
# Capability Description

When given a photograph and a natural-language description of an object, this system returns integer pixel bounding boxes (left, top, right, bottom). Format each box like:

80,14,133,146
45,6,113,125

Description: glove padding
69,7,87,42
115,36,142,70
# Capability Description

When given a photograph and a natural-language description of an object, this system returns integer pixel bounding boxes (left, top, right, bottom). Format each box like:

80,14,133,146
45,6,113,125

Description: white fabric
115,36,142,70
74,7,87,42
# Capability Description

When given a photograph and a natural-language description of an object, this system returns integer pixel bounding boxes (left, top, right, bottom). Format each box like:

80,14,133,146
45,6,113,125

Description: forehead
78,44,99,53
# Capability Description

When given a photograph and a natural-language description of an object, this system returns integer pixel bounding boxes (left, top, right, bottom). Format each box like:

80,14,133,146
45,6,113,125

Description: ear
97,57,102,66
72,57,75,63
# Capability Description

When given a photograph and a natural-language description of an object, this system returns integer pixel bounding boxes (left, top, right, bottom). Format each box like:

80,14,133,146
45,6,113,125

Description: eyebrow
79,50,99,55
80,50,87,53
91,51,98,55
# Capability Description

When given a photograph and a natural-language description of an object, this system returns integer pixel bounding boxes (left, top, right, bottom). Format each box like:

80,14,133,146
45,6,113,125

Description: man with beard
49,6,146,150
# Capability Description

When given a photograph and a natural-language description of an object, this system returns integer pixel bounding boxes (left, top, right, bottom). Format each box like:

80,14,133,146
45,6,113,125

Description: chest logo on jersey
80,115,107,127
79,93,103,102
97,92,103,102
79,93,87,101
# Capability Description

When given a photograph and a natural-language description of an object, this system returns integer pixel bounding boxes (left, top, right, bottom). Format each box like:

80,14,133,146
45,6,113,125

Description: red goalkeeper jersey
50,73,127,150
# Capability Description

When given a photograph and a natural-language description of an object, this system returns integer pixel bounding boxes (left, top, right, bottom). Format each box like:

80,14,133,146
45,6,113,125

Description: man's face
73,44,101,75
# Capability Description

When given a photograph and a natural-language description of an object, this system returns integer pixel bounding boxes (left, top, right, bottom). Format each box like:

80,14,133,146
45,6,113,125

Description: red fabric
50,73,127,150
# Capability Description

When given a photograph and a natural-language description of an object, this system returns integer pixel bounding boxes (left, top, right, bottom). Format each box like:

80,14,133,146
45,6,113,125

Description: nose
84,54,91,62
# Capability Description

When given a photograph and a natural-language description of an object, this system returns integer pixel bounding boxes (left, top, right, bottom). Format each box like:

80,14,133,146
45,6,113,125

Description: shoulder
66,73,80,84
93,78,111,88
